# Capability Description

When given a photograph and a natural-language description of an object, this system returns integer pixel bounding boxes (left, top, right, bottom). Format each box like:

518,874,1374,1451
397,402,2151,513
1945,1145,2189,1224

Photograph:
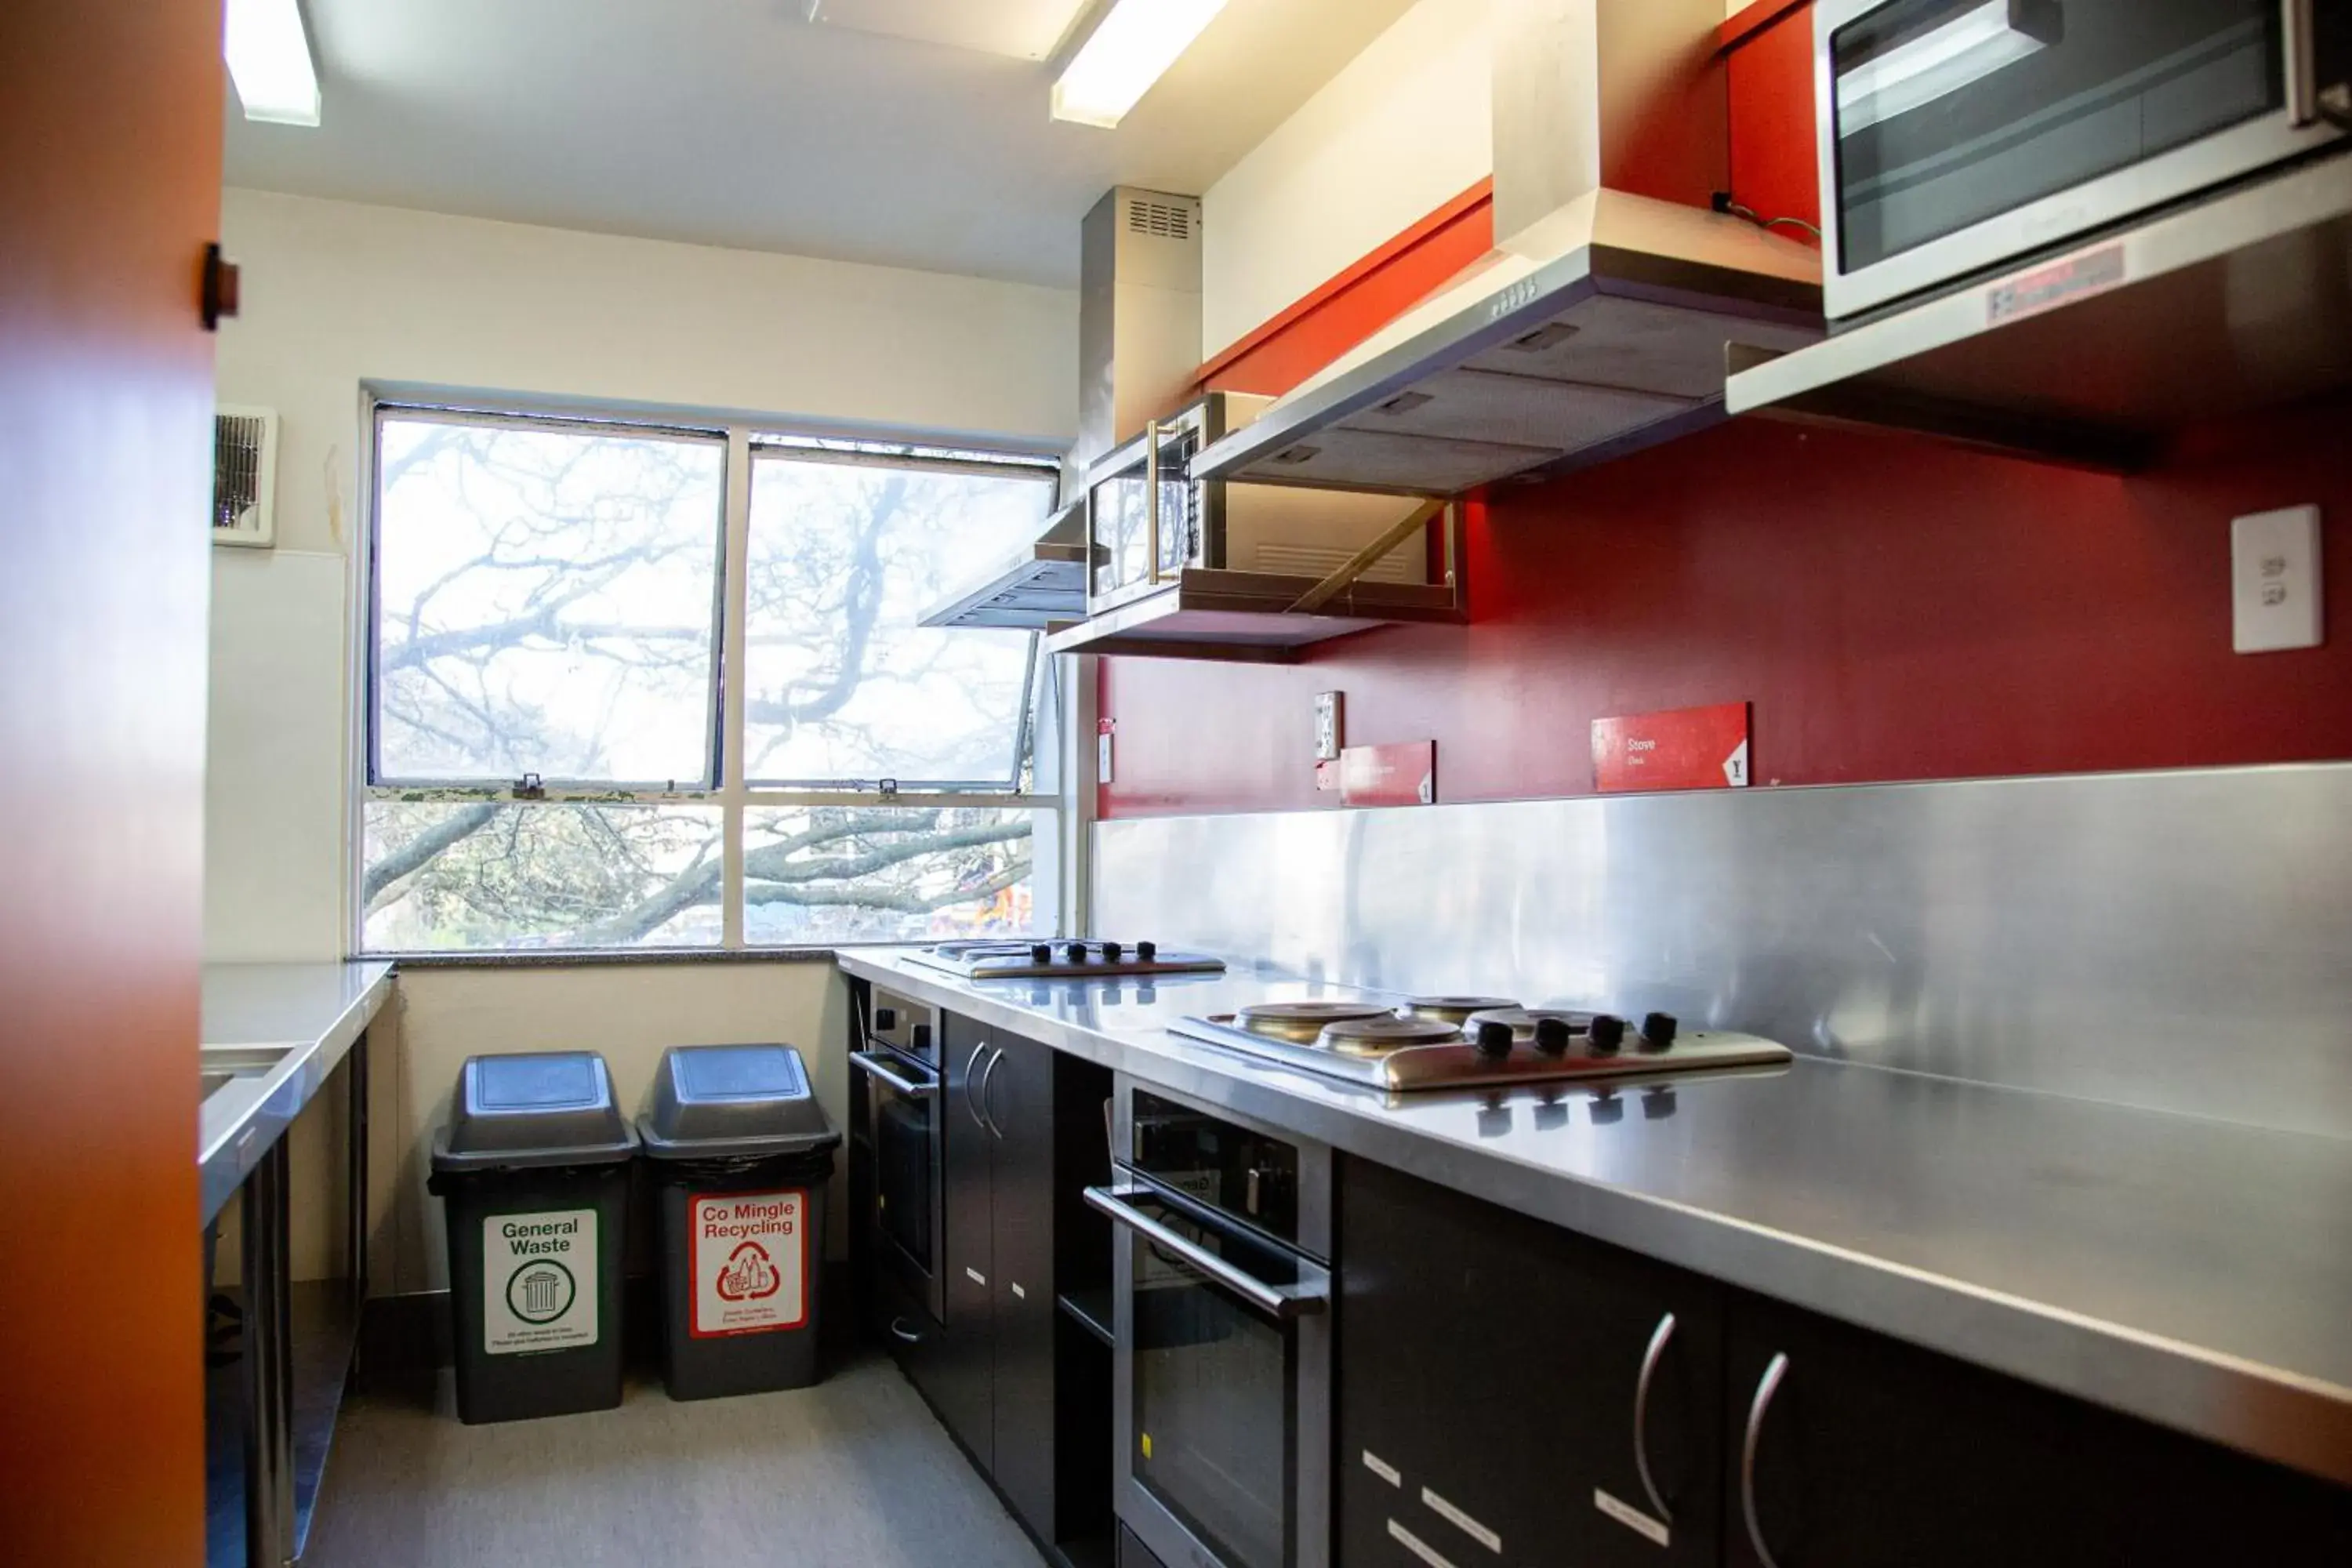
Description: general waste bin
639,1044,842,1400
429,1051,637,1425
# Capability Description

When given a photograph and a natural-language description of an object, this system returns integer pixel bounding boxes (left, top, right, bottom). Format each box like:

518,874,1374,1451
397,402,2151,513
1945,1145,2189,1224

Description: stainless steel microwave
1815,0,2350,321
1084,391,1436,616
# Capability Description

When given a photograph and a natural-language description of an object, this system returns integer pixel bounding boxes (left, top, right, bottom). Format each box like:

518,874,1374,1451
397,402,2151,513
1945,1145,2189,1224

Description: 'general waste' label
484,1208,597,1355
691,1190,808,1338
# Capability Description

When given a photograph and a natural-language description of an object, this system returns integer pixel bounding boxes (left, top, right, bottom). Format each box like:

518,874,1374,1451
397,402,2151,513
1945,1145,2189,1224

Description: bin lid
638,1044,841,1162
430,1051,639,1173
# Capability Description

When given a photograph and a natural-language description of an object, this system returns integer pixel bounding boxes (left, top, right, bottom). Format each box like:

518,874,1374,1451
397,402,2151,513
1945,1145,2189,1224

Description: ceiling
224,0,1422,289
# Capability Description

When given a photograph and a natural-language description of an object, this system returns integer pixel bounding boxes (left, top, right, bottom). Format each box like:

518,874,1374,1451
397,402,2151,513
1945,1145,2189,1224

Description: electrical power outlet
1314,691,1344,762
2231,506,2324,653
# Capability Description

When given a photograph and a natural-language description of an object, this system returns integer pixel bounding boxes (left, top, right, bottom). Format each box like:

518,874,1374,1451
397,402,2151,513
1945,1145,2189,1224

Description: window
361,407,1061,953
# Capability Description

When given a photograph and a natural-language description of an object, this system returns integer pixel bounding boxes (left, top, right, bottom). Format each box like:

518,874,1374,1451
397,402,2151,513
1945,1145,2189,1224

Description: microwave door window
1834,0,2283,274
1156,428,1200,576
1130,1218,1295,1568
1097,469,1152,597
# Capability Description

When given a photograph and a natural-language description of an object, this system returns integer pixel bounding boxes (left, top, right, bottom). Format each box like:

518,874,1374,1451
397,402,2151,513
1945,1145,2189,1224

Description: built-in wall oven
850,989,945,1326
1817,0,2350,321
1086,1079,1332,1568
1085,391,1436,617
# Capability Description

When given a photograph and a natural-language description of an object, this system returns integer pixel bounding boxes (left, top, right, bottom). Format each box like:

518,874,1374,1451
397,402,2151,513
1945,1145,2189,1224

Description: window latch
514,772,546,800
877,778,899,800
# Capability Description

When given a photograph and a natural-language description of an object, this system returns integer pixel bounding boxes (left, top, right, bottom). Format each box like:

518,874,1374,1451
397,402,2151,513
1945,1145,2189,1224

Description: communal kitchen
10,2,2352,1566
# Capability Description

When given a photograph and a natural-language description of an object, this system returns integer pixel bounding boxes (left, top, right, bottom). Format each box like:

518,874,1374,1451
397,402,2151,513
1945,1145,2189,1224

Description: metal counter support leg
346,1029,368,1308
243,1137,294,1568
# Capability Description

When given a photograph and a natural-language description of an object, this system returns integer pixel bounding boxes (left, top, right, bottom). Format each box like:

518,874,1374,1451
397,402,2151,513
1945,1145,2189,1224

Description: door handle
1083,1184,1327,1320
1633,1310,1678,1524
888,1316,924,1345
849,1051,935,1098
1741,1352,1792,1568
961,1040,991,1130
979,1047,1007,1140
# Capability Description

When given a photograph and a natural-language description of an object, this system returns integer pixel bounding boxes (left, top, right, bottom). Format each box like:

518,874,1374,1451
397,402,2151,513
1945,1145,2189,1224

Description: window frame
356,396,1067,958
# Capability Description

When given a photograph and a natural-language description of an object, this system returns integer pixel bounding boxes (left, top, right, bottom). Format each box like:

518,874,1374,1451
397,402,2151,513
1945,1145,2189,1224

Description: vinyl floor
303,1356,1047,1567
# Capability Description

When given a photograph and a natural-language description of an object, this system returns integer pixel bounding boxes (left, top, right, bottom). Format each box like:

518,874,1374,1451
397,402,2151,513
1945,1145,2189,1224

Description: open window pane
372,414,725,786
742,452,1051,788
363,801,724,950
742,806,1041,946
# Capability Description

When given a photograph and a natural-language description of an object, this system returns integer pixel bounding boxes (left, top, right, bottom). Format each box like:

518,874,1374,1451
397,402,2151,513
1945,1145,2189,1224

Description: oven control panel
866,988,939,1065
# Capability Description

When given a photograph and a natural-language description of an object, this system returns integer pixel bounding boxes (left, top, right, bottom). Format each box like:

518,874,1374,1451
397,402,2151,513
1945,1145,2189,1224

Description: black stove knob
1588,1014,1626,1054
1029,943,1053,965
1064,941,1089,964
1137,941,1157,963
1641,1012,1679,1050
1531,1017,1573,1057
1102,941,1124,963
1472,1021,1515,1059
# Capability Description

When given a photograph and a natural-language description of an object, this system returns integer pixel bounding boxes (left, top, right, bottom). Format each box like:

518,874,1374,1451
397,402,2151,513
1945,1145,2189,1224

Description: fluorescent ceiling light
1052,0,1230,129
225,0,321,127
1837,0,2052,136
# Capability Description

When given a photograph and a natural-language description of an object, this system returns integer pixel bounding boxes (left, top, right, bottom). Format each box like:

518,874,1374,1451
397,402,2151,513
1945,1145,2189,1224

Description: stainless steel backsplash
1092,764,2352,1138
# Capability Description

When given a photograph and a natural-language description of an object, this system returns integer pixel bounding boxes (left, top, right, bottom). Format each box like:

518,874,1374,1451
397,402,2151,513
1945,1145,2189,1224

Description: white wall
1200,0,1495,356
207,188,1076,1287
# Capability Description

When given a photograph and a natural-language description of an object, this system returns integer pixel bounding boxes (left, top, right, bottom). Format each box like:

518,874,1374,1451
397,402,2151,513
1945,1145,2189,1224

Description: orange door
0,3,223,1563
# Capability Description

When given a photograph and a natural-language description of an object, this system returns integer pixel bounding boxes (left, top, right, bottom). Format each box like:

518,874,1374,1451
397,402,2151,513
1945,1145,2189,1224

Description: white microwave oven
1815,0,2349,321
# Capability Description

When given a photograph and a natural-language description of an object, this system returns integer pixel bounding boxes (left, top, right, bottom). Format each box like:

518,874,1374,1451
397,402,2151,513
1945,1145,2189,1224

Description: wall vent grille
1127,198,1192,241
212,405,278,549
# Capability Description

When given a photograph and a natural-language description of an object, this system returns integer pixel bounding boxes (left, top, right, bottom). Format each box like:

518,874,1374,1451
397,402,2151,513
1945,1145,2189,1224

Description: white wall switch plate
2232,505,2323,653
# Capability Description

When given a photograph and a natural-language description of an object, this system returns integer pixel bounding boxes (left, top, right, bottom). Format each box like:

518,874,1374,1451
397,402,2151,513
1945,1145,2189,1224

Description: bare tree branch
363,803,499,906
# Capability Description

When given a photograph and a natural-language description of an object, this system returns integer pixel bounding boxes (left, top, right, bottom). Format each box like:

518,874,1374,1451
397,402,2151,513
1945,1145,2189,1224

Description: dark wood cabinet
988,1031,1060,1537
937,1014,999,1467
1338,1154,1726,1568
933,1013,1059,1541
1722,1293,2352,1568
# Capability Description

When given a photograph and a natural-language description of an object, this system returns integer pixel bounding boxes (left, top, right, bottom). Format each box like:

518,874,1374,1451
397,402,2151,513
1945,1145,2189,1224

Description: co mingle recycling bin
429,1051,637,1425
639,1044,842,1400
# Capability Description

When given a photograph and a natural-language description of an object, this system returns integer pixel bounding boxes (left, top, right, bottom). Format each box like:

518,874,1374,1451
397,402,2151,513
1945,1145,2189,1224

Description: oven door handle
849,1050,935,1099
1084,1184,1327,1321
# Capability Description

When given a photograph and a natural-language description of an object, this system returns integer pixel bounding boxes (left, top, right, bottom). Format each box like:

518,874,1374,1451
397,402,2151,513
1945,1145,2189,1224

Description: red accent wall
1725,1,1824,237
1099,7,2351,820
1098,404,2352,817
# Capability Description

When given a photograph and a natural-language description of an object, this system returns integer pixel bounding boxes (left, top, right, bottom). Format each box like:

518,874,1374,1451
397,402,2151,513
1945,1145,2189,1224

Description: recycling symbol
716,1241,781,1302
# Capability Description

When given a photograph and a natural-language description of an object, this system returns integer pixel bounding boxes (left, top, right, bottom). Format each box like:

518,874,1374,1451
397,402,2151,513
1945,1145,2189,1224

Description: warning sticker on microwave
483,1208,597,1355
691,1190,808,1338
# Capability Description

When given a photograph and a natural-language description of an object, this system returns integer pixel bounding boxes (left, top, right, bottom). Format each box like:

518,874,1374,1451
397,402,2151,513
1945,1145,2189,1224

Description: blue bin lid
430,1051,639,1174
638,1044,840,1162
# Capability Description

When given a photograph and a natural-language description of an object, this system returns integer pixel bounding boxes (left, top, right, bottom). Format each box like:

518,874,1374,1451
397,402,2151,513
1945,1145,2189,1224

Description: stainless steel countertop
840,949,2352,1488
199,962,394,1227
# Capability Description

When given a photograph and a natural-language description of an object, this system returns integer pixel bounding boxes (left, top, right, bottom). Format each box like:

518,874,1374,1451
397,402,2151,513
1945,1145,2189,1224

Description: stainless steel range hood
920,497,1088,630
1193,0,1825,496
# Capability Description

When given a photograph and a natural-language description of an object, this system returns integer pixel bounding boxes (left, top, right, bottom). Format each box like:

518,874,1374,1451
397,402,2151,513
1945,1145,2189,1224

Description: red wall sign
1593,703,1751,793
1339,741,1437,808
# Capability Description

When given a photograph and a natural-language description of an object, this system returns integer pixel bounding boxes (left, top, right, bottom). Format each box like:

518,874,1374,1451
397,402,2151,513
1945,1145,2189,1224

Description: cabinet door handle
1741,1352,1791,1568
962,1040,991,1129
979,1047,1007,1139
1633,1310,1678,1524
888,1316,923,1345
